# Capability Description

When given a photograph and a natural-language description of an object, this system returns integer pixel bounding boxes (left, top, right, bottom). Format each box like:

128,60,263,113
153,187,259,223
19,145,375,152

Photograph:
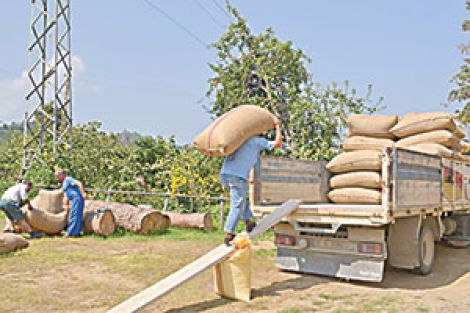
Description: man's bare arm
75,180,87,199
274,120,283,149
24,199,33,211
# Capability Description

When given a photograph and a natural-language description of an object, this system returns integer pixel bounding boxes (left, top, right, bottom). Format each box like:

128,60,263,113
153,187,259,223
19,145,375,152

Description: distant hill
0,121,22,144
0,120,145,146
117,129,143,144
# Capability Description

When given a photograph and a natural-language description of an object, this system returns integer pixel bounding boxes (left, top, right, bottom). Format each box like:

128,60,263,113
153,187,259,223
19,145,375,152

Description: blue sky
0,0,467,143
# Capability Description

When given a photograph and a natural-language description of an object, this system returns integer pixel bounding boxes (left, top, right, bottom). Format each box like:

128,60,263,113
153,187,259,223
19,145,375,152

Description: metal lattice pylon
22,0,72,177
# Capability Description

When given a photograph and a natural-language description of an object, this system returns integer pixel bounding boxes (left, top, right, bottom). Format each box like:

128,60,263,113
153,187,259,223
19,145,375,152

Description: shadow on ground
166,243,470,312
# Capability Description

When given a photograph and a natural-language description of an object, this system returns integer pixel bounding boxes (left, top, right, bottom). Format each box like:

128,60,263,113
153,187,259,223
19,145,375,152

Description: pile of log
86,200,170,234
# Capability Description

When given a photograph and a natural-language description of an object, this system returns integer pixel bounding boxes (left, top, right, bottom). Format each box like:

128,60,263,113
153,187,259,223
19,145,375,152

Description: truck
250,147,470,282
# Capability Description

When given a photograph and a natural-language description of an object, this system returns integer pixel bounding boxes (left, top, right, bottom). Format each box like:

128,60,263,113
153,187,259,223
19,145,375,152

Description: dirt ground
2,227,470,313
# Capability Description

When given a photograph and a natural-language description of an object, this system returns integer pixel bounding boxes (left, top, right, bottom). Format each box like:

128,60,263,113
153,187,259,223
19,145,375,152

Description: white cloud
0,55,86,122
0,71,29,122
72,55,85,74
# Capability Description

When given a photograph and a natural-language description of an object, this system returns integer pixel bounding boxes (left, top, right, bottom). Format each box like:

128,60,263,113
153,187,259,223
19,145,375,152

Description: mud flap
387,216,421,269
276,248,384,282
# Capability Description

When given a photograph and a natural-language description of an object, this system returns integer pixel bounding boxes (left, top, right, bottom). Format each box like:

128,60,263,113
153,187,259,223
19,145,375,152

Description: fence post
163,194,169,212
219,199,225,230
106,188,112,202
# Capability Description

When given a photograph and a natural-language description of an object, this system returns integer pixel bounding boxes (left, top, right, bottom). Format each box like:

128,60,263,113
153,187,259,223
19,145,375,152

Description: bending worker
221,119,283,245
55,170,86,237
0,181,41,238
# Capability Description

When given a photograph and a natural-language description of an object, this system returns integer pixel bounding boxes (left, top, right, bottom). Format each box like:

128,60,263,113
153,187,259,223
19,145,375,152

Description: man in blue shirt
222,119,282,245
55,170,86,237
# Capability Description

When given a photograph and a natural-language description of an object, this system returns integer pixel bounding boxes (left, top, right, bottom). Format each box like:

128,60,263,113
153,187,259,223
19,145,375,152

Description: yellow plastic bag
214,233,252,302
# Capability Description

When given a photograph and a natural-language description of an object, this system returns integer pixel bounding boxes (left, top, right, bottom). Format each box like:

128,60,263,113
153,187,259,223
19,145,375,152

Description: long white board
107,199,300,313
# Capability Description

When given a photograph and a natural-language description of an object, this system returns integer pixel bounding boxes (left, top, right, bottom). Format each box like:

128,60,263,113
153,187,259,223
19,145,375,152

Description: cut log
85,200,170,234
164,212,213,231
83,208,116,236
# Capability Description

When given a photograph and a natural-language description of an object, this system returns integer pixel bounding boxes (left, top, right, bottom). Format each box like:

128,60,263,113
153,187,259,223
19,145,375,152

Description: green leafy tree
449,0,470,123
0,122,222,213
206,3,382,160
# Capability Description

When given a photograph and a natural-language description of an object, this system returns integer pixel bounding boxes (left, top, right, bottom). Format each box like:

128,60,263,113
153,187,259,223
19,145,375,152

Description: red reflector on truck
275,234,296,246
357,242,382,255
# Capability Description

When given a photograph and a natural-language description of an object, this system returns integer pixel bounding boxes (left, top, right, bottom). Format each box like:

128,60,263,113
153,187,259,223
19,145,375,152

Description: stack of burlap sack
392,112,468,160
326,115,397,204
326,112,469,204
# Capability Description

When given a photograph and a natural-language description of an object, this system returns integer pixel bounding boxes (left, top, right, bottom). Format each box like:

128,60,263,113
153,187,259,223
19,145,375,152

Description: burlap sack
455,127,466,139
0,233,29,254
395,130,461,150
326,151,383,174
214,233,251,302
341,136,394,152
390,112,458,138
328,188,381,204
403,144,459,159
193,105,276,157
347,114,398,139
330,172,381,189
457,154,470,162
461,141,470,154
31,189,65,214
25,208,67,234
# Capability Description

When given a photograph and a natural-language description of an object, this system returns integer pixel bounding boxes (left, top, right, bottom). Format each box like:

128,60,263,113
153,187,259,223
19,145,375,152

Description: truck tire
417,225,435,275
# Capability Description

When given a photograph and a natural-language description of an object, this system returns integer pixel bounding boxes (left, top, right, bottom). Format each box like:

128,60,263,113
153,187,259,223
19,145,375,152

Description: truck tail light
357,242,382,255
275,234,296,246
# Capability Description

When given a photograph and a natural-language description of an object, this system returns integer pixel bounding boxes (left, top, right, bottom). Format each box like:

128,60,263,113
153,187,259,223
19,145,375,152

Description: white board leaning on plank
106,199,301,313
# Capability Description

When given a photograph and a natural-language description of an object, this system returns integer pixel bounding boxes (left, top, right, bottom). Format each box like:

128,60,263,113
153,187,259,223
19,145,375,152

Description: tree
0,122,222,213
449,0,470,123
206,2,382,160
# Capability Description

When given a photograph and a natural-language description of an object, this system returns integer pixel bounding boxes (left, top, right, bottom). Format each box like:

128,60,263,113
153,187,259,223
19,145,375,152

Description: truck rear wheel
417,225,434,275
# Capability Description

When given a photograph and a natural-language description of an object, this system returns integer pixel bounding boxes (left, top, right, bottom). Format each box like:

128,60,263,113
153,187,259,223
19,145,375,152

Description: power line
194,0,225,30
211,0,232,20
141,0,209,49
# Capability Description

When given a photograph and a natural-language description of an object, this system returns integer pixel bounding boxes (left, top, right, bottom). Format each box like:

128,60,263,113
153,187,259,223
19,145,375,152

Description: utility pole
22,0,72,178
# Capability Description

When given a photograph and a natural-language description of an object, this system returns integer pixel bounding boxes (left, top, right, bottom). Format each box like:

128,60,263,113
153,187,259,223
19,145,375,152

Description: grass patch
278,308,307,313
312,299,327,306
415,307,430,313
87,226,223,243
319,293,345,301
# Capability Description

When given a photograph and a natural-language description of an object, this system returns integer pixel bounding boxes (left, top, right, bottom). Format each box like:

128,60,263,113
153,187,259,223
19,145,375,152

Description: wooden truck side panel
391,148,442,215
250,156,330,206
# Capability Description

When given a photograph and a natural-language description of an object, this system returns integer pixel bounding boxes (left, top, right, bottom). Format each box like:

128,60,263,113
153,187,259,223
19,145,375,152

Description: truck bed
252,148,470,227
254,204,387,226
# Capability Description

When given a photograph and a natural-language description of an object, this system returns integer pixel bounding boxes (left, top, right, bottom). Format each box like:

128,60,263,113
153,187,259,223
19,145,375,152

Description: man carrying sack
221,119,283,245
0,181,42,238
54,170,86,237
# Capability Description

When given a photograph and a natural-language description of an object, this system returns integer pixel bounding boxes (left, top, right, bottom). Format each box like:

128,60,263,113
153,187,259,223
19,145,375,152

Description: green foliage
0,122,223,213
449,0,470,123
206,3,383,160
0,121,22,145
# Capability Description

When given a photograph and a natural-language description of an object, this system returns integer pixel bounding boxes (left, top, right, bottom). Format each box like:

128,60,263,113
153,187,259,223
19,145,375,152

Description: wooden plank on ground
107,199,300,313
